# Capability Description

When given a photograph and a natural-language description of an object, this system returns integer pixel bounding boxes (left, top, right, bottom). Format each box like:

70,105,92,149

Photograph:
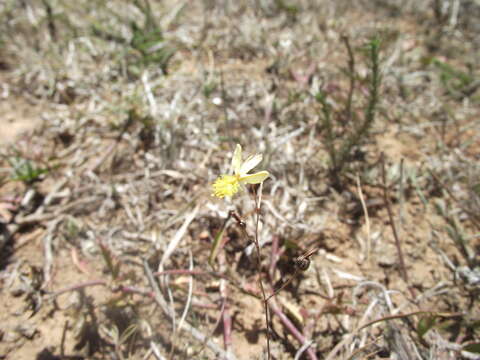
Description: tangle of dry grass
0,1,479,359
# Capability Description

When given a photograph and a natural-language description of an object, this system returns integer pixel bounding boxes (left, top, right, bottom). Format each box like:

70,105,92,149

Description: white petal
239,154,263,175
231,144,242,174
240,171,269,184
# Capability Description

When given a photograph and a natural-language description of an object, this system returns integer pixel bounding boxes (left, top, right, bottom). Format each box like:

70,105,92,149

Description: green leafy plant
463,342,480,355
91,0,176,76
274,0,300,19
431,58,478,99
130,21,175,73
433,196,477,269
202,80,217,99
8,155,50,184
316,36,382,188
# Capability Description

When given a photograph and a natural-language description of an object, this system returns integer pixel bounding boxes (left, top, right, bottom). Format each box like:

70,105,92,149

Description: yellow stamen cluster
212,175,240,198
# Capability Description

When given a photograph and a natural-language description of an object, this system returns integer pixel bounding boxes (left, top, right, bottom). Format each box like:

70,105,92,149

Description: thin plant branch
269,299,318,360
252,183,272,360
381,154,412,296
341,34,356,124
356,174,371,262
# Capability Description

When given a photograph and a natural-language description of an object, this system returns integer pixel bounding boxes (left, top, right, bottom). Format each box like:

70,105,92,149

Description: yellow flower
212,144,270,198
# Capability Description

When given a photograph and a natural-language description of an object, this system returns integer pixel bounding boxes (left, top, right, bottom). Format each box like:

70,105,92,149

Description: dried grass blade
143,260,236,360
159,204,199,271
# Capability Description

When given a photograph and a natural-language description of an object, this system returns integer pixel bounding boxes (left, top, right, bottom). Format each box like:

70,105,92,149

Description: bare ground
0,1,479,360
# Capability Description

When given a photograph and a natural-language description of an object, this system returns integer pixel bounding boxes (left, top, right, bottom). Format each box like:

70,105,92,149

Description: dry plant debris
0,1,479,359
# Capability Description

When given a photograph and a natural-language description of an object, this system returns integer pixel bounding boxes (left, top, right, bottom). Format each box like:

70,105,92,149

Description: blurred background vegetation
0,1,479,359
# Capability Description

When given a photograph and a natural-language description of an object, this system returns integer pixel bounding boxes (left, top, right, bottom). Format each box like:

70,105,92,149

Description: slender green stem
341,34,356,124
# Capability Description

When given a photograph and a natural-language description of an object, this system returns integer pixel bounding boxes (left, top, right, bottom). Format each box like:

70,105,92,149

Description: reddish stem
269,300,318,360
